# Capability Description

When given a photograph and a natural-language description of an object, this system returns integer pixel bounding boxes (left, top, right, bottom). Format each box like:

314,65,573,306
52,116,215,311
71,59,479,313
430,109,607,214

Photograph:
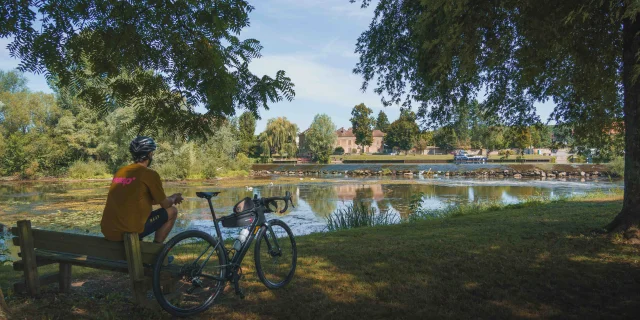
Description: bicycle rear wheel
254,219,297,289
152,230,226,318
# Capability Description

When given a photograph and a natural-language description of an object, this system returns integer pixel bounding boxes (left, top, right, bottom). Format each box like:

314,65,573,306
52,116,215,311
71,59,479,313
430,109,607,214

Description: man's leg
153,206,177,243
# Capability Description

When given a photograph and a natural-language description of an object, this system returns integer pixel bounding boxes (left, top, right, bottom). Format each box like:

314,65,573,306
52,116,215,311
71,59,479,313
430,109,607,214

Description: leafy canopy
351,0,630,148
385,110,419,153
1,0,295,137
259,117,298,157
305,114,337,163
350,103,374,148
375,110,390,132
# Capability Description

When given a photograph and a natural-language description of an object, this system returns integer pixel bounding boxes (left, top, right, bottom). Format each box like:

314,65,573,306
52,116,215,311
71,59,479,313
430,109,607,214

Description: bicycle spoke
153,231,226,317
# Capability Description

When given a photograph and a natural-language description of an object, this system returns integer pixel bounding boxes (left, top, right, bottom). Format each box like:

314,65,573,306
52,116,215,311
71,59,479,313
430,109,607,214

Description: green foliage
305,114,337,163
258,117,298,158
2,0,295,138
334,146,345,155
0,69,28,93
608,156,625,177
238,112,257,154
326,202,398,231
67,160,111,179
375,110,390,132
413,131,433,154
385,110,419,153
0,73,249,179
433,127,458,153
350,103,374,148
1,133,29,177
352,1,625,131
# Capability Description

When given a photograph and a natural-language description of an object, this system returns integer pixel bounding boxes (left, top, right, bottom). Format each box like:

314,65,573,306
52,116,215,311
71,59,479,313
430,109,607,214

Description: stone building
298,127,386,155
335,127,385,154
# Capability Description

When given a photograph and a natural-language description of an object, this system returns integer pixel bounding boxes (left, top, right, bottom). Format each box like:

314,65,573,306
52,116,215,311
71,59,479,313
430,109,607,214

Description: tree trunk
606,13,640,233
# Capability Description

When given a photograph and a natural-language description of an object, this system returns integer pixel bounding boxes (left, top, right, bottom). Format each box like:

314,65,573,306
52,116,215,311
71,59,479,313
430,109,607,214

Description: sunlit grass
1,197,638,319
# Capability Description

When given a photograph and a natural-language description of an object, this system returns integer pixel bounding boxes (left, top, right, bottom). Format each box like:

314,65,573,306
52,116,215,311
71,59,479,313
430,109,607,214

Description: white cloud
249,52,398,111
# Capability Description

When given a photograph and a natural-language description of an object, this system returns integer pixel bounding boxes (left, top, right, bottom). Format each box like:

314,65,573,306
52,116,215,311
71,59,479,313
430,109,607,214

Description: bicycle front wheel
254,219,297,289
152,230,227,318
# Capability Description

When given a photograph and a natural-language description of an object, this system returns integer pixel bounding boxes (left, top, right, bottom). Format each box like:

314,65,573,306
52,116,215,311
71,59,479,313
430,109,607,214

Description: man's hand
160,193,183,209
172,193,184,205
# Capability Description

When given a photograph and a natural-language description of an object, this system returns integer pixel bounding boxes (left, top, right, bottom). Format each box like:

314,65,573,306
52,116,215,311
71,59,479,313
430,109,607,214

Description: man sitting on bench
100,136,184,243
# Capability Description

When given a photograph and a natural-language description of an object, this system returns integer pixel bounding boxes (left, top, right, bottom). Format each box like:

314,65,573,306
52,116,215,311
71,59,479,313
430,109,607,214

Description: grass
2,194,639,319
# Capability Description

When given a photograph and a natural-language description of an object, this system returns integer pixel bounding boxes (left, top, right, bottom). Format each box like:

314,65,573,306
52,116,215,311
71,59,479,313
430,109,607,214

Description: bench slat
30,250,130,273
23,229,163,265
13,255,56,271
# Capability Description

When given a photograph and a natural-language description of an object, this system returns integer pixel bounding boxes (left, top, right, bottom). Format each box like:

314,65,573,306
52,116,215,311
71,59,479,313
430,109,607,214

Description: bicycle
151,191,298,317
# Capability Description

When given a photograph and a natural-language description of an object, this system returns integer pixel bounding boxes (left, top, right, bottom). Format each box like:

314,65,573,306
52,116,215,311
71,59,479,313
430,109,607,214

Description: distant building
298,127,386,155
335,127,385,154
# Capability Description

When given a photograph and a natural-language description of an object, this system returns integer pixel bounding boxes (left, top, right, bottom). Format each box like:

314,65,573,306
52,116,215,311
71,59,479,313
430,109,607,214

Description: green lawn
2,195,638,319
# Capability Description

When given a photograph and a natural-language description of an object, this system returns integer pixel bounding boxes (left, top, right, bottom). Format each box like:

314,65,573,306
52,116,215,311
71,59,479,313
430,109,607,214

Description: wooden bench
11,220,167,306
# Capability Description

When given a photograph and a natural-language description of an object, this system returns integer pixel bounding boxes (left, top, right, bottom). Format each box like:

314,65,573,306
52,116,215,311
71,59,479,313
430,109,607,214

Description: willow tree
0,0,294,138
259,117,298,158
352,0,640,234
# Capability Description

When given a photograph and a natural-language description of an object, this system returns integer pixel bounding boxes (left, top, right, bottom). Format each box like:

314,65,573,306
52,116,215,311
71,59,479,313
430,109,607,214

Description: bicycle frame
203,197,280,276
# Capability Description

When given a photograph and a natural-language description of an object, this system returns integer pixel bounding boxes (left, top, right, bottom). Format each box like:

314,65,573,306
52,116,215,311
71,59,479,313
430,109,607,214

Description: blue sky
0,0,556,133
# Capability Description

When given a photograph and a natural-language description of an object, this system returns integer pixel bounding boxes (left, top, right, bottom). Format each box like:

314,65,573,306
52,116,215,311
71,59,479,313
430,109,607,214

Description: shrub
67,160,111,179
569,155,586,163
326,202,398,231
155,161,188,180
334,147,345,155
608,156,624,177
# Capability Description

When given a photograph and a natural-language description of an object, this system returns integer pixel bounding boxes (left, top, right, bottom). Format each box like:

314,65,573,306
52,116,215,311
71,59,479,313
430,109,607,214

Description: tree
238,112,257,154
385,110,419,154
305,114,337,163
433,127,458,153
1,0,294,138
375,110,390,132
350,103,374,152
0,70,28,93
414,131,434,155
351,0,640,233
258,117,298,158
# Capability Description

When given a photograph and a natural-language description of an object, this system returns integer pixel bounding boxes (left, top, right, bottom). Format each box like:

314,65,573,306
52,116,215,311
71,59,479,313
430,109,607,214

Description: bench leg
160,271,177,294
17,220,39,296
59,263,72,293
123,233,147,306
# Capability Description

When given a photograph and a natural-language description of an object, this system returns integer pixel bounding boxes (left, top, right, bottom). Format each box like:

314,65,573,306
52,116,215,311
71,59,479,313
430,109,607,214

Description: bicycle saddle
196,192,221,199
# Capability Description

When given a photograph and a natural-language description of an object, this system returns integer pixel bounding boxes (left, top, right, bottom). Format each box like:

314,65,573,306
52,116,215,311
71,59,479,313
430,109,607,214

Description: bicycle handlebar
261,191,295,214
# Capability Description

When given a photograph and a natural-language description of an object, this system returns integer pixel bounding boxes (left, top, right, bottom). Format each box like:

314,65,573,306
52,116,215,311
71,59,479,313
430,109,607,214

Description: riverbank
252,163,617,180
2,194,637,319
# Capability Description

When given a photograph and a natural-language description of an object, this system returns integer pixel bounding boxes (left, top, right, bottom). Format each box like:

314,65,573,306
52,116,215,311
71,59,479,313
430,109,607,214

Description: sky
0,0,556,133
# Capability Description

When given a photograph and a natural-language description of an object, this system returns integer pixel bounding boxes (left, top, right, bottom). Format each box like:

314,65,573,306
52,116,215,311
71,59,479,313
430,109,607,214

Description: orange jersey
100,163,167,241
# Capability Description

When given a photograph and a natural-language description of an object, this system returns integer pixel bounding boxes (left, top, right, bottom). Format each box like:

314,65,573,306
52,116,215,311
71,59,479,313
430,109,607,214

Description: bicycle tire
254,219,297,289
152,230,227,318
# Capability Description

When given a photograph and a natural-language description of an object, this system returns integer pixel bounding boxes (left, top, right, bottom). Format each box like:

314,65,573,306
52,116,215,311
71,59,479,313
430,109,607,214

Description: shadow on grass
2,199,639,319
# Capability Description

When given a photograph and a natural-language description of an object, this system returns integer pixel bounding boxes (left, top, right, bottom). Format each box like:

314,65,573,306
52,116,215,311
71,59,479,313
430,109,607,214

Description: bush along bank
251,168,617,179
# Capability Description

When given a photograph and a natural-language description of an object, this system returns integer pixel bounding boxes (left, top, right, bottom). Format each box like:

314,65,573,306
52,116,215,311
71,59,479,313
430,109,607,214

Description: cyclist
100,136,184,243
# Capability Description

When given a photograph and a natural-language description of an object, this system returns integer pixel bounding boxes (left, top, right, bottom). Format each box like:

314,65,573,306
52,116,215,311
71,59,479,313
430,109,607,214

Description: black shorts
139,208,169,239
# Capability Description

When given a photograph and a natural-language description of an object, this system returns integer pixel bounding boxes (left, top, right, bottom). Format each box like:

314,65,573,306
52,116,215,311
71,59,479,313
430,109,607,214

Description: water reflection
0,178,623,241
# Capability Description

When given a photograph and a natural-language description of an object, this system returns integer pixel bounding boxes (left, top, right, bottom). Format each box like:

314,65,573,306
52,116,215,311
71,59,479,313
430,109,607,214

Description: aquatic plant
326,202,398,231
